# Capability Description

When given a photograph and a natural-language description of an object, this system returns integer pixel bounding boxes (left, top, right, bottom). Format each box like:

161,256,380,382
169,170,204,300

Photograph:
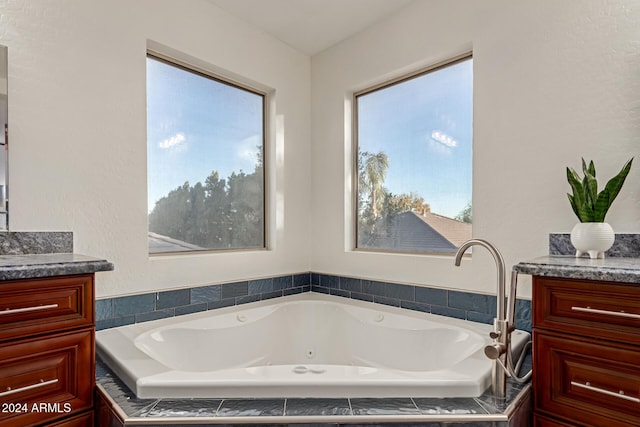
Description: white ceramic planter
570,222,615,259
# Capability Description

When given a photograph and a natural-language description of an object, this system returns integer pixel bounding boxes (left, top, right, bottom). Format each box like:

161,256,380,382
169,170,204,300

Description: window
147,53,266,254
355,55,473,254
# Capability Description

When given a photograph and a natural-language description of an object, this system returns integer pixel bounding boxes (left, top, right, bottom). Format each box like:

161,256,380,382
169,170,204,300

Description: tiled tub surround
96,272,532,332
96,273,312,330
96,326,531,427
95,277,533,425
310,274,532,332
96,346,532,426
96,274,533,425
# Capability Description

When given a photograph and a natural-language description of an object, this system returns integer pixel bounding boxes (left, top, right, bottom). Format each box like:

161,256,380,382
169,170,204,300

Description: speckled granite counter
0,253,114,280
514,256,640,283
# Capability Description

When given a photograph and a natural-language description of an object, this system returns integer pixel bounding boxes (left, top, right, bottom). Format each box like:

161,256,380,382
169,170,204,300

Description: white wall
311,0,640,297
1,0,311,297
3,0,640,300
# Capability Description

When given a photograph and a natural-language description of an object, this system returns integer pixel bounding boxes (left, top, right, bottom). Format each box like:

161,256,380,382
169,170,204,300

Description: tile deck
97,354,532,426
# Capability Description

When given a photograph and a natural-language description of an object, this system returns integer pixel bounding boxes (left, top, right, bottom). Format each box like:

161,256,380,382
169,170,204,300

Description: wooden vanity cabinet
0,274,95,427
532,276,640,427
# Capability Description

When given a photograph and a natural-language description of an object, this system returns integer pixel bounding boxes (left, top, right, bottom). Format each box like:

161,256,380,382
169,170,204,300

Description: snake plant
567,157,633,222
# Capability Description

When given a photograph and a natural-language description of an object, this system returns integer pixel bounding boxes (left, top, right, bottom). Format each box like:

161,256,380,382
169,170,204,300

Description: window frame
352,52,473,255
146,50,268,255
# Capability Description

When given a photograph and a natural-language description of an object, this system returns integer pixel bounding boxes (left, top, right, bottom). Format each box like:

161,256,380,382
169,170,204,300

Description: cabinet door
0,275,94,342
533,276,640,344
0,330,94,427
534,331,640,427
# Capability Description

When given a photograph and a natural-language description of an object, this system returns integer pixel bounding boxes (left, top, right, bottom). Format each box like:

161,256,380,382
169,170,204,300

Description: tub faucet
454,239,509,398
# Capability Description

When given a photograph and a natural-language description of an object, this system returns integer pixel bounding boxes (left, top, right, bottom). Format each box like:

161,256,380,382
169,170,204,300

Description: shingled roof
362,211,471,253
148,232,206,253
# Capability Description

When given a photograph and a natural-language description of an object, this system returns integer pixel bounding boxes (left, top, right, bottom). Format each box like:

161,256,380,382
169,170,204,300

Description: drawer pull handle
0,303,59,315
571,381,640,403
0,378,58,397
571,306,640,320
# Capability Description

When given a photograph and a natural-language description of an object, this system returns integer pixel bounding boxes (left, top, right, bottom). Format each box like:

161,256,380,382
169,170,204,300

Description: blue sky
147,56,263,212
357,58,473,218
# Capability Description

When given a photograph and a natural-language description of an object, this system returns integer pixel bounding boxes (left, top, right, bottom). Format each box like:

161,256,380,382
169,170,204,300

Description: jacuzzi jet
292,365,326,374
305,349,314,359
293,365,308,374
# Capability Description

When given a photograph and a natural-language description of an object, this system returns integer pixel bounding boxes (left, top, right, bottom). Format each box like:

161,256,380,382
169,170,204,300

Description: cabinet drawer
533,276,640,344
534,331,640,427
47,410,94,426
533,414,575,427
0,275,94,342
0,329,94,427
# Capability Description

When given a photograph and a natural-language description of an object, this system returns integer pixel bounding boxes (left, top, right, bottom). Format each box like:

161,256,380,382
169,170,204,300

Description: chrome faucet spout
453,239,532,398
454,238,506,320
454,238,509,398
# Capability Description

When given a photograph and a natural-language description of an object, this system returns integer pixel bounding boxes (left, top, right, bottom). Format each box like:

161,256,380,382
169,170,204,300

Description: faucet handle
489,331,501,339
484,342,507,360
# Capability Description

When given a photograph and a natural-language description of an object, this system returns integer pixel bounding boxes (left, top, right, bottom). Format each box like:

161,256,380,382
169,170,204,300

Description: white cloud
430,130,458,148
158,133,186,149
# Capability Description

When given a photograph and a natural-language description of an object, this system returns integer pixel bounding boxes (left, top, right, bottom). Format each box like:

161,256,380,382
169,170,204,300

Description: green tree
148,161,264,251
359,151,389,219
227,168,263,248
203,171,230,248
386,192,429,216
455,202,472,223
149,181,192,241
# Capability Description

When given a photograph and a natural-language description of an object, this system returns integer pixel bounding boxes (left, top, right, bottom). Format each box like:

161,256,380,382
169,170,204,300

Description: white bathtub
96,292,530,399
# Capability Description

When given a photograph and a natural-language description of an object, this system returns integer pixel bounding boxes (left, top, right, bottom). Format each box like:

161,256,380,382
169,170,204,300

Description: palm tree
359,151,389,219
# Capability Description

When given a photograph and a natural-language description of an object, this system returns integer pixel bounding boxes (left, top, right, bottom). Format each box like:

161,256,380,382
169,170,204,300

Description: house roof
414,211,472,249
148,232,206,253
361,211,471,253
149,210,471,254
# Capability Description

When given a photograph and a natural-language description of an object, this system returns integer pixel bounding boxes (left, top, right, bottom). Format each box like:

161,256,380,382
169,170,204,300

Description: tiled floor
96,355,531,426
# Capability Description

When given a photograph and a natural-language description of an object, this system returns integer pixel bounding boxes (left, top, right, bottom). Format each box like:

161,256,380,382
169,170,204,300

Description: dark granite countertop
0,253,114,280
514,255,640,284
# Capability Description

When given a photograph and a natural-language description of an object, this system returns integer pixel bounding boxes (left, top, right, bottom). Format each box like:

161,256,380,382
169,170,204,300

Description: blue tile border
96,273,311,330
312,275,531,332
96,271,531,333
